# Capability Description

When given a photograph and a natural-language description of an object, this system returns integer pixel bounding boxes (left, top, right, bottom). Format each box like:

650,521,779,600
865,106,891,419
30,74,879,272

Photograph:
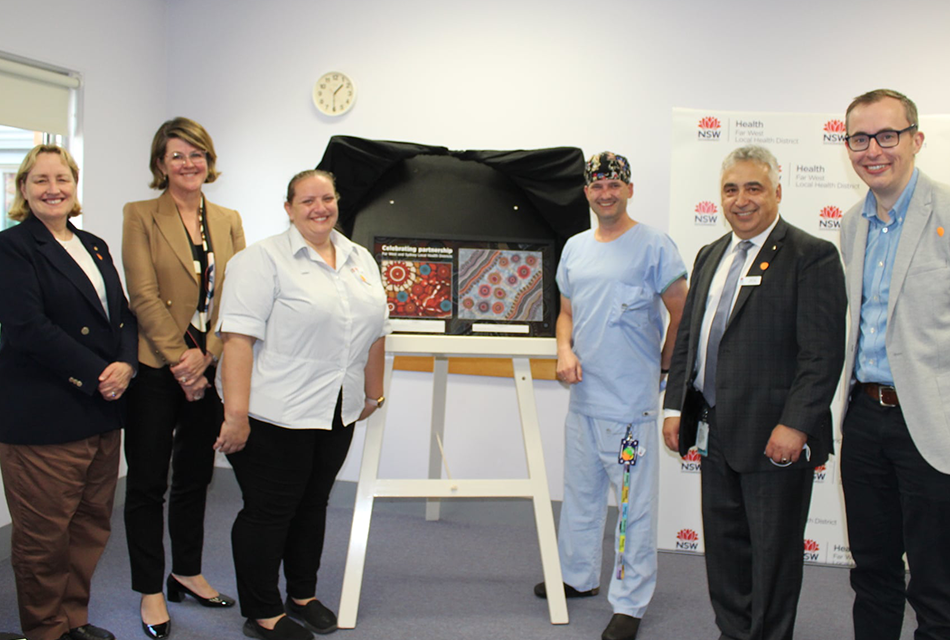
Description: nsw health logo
676,528,701,551
697,116,722,141
694,201,719,227
823,119,847,144
818,206,842,231
680,449,702,472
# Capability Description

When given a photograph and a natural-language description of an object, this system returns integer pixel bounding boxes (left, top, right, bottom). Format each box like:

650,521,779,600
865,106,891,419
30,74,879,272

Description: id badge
619,430,639,467
696,420,709,457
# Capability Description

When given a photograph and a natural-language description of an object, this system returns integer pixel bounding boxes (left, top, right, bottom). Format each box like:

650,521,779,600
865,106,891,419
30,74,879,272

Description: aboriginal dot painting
382,260,453,318
457,249,543,321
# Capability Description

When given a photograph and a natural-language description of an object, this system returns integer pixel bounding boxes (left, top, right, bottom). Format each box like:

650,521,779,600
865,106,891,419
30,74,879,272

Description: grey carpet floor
0,471,915,639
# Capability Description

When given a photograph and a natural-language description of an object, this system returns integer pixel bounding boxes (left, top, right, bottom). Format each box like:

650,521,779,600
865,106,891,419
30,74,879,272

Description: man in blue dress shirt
839,89,950,640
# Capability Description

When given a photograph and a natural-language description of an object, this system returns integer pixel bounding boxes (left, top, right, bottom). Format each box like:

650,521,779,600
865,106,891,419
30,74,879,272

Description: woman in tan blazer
122,118,245,639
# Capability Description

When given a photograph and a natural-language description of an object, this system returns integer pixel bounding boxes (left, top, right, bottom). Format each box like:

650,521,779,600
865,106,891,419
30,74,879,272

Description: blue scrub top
556,223,686,422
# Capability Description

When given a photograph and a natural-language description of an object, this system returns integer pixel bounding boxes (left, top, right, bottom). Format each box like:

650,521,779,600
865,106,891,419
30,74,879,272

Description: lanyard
616,425,639,579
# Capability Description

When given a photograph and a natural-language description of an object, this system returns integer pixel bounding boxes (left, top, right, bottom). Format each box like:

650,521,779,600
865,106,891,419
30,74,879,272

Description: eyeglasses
165,151,207,166
844,124,917,152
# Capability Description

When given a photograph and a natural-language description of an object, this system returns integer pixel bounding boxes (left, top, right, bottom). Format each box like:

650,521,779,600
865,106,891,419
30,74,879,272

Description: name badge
696,420,709,457
739,275,762,286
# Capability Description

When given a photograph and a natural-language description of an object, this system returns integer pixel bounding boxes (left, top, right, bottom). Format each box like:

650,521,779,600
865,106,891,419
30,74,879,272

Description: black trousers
227,393,354,619
841,389,950,640
123,363,222,594
701,409,814,640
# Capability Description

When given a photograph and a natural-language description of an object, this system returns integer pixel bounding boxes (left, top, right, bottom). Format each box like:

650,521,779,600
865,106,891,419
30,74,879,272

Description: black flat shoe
166,574,235,608
140,620,170,640
242,617,312,640
533,581,600,599
284,597,337,635
69,625,115,640
602,613,641,640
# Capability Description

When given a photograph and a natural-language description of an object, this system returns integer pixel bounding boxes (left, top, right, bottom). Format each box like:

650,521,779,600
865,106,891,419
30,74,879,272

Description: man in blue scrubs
535,152,687,640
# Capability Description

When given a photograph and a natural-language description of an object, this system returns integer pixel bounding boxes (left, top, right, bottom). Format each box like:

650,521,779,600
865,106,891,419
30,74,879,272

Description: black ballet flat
166,574,235,608
140,620,170,640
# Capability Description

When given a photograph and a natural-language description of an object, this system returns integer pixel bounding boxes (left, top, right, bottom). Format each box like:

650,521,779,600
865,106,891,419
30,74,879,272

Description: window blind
0,55,79,136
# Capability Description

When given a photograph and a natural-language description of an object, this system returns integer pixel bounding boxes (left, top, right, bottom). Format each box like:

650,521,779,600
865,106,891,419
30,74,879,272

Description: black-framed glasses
845,124,917,152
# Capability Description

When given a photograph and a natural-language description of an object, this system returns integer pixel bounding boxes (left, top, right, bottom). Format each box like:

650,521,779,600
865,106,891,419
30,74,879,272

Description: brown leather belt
859,382,899,407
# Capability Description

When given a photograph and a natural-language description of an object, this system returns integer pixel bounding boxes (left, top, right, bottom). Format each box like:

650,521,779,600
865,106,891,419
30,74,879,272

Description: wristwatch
368,395,386,409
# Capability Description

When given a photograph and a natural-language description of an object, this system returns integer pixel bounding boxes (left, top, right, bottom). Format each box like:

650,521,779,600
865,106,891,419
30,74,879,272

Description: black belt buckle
874,384,898,407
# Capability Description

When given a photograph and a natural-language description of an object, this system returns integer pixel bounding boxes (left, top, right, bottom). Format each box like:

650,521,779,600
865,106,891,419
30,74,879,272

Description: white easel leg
337,353,395,628
512,357,568,624
426,356,449,521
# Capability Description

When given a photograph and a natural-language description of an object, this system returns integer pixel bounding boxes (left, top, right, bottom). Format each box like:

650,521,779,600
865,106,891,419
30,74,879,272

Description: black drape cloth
315,136,590,248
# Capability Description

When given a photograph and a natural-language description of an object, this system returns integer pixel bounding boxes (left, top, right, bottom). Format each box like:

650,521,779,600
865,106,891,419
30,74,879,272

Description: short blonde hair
9,145,82,222
148,117,220,190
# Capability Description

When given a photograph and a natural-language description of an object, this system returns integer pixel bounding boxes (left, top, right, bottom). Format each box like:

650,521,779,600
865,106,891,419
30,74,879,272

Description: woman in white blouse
215,169,389,640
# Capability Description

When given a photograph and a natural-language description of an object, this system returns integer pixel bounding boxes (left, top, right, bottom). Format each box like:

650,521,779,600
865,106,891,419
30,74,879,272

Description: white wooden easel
337,334,568,628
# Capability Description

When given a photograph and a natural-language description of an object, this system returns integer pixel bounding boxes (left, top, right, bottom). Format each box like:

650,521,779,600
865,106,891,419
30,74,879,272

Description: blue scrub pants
557,411,658,618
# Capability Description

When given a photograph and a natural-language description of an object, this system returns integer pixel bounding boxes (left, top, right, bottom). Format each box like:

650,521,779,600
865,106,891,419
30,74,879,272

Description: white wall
166,0,950,238
3,0,950,525
0,0,168,529
165,0,950,492
2,0,168,250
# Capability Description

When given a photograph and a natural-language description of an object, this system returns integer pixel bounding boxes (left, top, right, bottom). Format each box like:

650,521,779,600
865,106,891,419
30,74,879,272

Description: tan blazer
123,191,245,368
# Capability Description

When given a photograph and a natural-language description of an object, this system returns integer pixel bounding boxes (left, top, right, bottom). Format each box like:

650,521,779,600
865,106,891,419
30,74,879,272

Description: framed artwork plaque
375,236,556,337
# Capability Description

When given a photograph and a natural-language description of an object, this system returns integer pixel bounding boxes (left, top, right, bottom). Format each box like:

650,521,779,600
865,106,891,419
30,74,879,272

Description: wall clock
313,71,355,116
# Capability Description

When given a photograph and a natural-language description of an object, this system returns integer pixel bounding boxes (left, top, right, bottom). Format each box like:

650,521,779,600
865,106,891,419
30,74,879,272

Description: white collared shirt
693,216,780,394
216,226,391,429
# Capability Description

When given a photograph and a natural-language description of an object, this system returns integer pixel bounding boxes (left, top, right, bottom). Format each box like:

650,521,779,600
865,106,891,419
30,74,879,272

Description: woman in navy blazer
0,145,137,640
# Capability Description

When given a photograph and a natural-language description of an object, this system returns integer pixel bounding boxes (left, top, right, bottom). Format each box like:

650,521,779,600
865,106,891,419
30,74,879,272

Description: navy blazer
0,215,138,445
664,218,847,472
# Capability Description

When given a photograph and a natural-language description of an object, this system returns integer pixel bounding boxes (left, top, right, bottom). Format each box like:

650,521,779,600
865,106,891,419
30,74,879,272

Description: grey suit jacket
839,171,950,473
665,218,847,473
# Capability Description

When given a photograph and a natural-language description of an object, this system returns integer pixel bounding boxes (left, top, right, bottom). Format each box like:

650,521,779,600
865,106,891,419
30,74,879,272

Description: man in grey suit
663,145,846,640
839,89,950,640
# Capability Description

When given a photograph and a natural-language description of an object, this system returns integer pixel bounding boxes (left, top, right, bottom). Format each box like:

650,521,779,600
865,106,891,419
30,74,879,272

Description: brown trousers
0,430,120,640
